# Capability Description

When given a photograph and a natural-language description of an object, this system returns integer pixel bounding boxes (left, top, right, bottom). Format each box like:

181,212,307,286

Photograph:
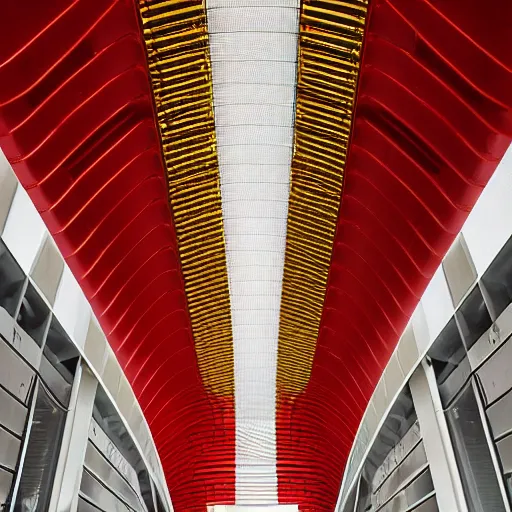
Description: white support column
49,362,98,512
8,379,39,511
409,361,468,512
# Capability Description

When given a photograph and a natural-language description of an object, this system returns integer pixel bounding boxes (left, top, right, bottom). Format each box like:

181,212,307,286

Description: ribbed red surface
277,0,512,510
2,0,512,511
0,1,235,510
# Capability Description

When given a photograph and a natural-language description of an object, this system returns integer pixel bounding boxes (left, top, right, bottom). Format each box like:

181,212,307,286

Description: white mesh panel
217,127,294,148
218,146,292,166
208,6,299,32
211,61,297,86
210,33,298,61
207,0,299,504
213,83,296,105
208,0,299,7
211,506,299,512
215,104,295,126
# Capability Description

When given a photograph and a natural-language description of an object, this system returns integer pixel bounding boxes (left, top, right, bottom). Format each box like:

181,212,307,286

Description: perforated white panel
207,0,300,504
211,506,298,512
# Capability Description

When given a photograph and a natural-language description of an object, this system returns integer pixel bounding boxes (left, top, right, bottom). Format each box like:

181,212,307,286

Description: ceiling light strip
277,0,369,397
138,0,234,396
206,0,300,503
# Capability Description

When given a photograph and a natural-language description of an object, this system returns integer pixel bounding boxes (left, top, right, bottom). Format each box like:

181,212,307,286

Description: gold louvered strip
277,0,368,396
138,0,234,396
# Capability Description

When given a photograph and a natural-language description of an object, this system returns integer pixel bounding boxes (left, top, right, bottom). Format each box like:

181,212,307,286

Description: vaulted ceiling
1,0,511,510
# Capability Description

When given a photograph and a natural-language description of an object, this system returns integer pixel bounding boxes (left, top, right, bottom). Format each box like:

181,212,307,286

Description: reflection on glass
445,382,506,512
14,382,66,511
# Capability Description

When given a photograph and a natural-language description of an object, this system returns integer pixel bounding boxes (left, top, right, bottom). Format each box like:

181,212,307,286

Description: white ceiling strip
207,0,300,504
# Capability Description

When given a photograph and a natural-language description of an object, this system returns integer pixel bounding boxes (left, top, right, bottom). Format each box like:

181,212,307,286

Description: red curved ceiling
1,0,511,511
277,0,512,509
0,1,234,509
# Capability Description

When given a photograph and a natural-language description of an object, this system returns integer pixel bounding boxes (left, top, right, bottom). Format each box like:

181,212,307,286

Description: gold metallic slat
277,0,368,396
138,0,234,396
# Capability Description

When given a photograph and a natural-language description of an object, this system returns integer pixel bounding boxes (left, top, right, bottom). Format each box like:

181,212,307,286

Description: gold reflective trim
138,0,234,395
277,0,368,396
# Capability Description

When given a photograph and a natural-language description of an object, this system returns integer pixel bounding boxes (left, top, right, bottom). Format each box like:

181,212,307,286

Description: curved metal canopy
1,0,511,510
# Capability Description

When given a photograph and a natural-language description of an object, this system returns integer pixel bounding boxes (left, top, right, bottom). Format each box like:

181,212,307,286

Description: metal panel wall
0,153,172,510
339,153,512,512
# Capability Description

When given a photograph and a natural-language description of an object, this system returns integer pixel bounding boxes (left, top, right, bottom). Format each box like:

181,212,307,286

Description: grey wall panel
0,153,17,237
384,355,405,403
30,236,64,307
409,364,464,512
84,441,144,512
477,338,512,406
412,495,439,512
102,351,122,398
0,466,14,508
342,479,358,512
468,326,501,374
374,441,428,509
494,302,512,349
10,319,43,372
438,357,471,409
0,425,21,471
84,320,106,374
0,336,35,404
39,355,72,407
0,386,27,437
446,382,506,512
116,378,135,425
467,296,512,372
397,326,420,377
443,235,477,308
372,380,388,419
378,470,434,512
487,389,512,441
78,496,103,512
52,365,98,512
496,435,512,475
0,309,14,347
80,469,132,512
373,422,422,490
89,418,140,494
480,235,512,321
455,285,492,351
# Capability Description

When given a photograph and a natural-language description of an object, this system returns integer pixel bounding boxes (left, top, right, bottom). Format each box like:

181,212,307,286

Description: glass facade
0,239,167,512
346,387,438,512
341,234,512,512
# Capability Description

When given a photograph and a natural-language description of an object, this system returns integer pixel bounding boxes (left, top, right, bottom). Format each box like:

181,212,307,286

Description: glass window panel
445,381,506,512
481,236,512,320
13,381,66,511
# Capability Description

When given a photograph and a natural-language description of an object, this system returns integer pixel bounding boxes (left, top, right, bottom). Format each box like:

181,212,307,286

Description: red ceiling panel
1,0,511,511
0,1,235,510
276,0,512,510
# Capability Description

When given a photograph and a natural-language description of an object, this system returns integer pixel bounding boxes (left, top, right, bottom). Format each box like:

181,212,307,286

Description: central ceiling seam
206,0,301,505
